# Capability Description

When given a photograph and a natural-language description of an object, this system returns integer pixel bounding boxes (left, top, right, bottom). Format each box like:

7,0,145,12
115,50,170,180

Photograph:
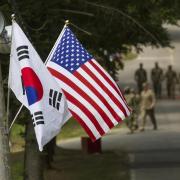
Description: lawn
11,147,129,180
44,147,129,180
10,118,128,180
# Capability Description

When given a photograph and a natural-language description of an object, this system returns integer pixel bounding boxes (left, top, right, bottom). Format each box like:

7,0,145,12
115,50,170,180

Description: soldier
124,87,139,133
134,63,147,93
165,65,178,99
151,62,163,98
139,82,157,131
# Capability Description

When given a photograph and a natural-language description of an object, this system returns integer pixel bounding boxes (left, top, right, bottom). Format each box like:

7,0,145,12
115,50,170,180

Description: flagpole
44,20,69,64
8,20,68,131
8,105,23,132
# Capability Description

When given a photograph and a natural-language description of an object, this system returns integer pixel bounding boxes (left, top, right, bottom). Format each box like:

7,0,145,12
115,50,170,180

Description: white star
70,68,74,71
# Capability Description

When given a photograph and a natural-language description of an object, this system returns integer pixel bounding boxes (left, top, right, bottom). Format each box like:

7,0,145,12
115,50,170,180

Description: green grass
57,117,86,140
11,152,24,180
11,148,129,180
10,124,25,152
44,147,129,180
10,120,128,180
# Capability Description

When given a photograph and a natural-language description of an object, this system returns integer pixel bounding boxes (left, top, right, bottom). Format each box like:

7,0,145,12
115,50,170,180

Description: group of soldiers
124,62,179,133
135,62,179,99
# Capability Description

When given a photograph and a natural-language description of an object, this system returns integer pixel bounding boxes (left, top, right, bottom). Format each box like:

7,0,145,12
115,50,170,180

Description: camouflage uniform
165,66,177,99
135,63,147,93
151,63,163,98
124,88,140,133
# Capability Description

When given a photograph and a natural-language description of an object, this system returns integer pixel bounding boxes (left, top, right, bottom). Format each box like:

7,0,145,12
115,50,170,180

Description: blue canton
51,27,93,73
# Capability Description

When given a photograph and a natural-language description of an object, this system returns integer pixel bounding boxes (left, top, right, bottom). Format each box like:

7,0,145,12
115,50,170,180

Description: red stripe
63,90,105,136
48,67,114,128
117,86,131,112
91,60,130,112
89,60,121,96
82,64,128,117
74,71,122,123
69,109,97,141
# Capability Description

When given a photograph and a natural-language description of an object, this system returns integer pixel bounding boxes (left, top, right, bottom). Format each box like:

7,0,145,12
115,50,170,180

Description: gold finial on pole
11,14,15,21
65,20,70,26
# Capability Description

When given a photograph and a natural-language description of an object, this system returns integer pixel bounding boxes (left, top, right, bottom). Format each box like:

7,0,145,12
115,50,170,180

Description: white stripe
92,59,129,109
68,101,101,140
87,60,130,116
77,67,125,120
47,62,110,133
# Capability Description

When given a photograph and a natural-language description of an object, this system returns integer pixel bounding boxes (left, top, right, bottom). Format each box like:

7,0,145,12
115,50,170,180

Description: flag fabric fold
46,26,131,141
9,21,70,151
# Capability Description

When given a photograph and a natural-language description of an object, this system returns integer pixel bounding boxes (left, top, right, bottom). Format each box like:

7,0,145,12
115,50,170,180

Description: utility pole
0,61,11,180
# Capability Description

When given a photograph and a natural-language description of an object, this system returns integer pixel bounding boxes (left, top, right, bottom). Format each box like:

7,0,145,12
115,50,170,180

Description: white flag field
46,27,131,141
8,21,70,151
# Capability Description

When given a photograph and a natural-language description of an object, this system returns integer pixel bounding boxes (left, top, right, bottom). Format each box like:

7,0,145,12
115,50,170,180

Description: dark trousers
153,82,162,98
167,83,175,99
142,108,157,129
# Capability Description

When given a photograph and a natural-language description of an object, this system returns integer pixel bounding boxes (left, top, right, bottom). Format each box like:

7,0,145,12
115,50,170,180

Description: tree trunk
0,63,11,180
24,119,44,180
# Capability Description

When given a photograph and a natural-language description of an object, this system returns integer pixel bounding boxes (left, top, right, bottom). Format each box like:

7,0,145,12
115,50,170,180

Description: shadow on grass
44,147,129,180
11,147,129,180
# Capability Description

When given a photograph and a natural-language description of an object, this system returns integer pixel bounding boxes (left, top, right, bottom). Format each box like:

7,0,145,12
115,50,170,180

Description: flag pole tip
65,20,70,25
11,14,15,20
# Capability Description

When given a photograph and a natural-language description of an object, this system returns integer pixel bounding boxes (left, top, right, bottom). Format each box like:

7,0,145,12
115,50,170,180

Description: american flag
47,27,131,141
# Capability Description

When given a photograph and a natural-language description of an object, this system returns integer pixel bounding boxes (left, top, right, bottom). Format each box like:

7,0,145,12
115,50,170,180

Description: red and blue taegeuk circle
21,67,43,106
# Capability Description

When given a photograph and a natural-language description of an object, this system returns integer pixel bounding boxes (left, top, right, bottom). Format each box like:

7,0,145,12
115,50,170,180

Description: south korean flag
9,21,71,151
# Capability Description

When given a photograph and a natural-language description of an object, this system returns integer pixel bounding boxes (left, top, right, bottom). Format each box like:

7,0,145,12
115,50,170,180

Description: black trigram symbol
31,111,45,127
49,89,62,111
16,45,29,61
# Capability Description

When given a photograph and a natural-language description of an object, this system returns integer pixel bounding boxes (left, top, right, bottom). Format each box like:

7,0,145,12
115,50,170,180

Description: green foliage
1,0,180,71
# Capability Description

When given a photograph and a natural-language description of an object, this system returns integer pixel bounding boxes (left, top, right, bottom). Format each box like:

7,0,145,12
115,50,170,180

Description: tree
2,0,180,75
